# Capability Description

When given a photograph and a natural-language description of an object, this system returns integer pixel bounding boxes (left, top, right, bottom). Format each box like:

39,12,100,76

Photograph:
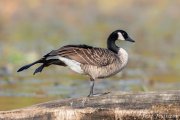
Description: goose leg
87,79,94,97
87,78,110,97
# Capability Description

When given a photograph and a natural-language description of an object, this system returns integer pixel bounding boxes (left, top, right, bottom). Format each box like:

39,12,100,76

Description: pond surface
0,70,179,111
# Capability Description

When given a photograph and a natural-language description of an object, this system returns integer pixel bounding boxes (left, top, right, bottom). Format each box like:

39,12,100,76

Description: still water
0,70,179,111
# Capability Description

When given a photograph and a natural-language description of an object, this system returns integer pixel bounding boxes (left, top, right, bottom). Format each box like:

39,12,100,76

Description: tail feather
17,56,66,75
33,64,45,75
17,64,33,72
17,59,44,72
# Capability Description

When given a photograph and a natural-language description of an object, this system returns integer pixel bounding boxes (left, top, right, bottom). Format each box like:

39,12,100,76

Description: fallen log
0,90,180,120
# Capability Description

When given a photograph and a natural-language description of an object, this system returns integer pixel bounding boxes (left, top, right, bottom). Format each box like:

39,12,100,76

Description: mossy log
0,90,180,120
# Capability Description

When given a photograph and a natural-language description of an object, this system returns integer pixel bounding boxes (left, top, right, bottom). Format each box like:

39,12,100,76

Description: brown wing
45,45,118,66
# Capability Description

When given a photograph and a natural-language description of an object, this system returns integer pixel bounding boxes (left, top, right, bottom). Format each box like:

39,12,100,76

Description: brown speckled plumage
17,30,135,96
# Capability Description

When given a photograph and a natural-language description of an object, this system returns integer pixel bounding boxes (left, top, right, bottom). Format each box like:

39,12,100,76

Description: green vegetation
0,0,179,110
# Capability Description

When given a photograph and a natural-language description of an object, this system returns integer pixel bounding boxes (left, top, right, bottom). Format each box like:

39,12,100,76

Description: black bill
126,37,135,42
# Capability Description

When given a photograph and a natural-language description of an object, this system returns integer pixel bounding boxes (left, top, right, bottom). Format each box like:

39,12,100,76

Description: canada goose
17,30,135,97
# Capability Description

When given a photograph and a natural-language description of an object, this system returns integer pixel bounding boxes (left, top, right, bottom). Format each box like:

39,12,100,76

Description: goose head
108,30,135,42
107,30,135,53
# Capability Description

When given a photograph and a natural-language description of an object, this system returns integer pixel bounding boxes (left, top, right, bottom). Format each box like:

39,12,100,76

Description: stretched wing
45,45,118,66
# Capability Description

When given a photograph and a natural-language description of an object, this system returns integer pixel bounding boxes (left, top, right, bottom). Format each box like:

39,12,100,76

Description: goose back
45,45,118,67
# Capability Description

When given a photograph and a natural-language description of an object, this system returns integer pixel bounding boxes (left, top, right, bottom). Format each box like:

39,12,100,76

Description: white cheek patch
118,32,125,40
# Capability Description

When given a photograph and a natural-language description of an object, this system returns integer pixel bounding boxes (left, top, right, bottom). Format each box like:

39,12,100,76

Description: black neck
107,37,119,54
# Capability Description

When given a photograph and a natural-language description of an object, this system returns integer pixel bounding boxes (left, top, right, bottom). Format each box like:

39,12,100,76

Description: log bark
0,90,180,120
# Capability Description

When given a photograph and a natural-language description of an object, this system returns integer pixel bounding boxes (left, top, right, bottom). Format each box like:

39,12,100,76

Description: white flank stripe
58,56,84,74
46,56,59,60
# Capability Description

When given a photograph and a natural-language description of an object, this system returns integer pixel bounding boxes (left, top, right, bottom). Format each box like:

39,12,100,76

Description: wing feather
45,45,118,66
